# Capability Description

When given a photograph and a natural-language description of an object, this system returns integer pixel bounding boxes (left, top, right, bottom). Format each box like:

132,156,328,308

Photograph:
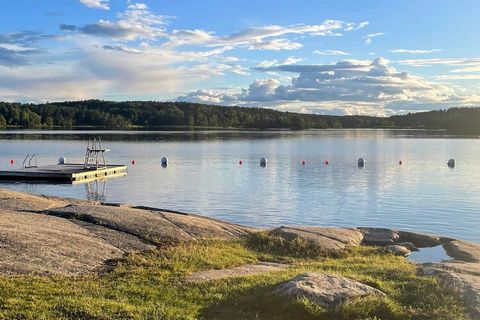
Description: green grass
0,233,467,320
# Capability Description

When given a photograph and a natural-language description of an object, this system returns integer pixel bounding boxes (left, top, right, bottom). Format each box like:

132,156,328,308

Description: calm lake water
0,129,479,242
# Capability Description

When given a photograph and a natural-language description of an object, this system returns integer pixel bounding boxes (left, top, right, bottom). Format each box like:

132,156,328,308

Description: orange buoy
324,160,329,165
10,159,14,165
301,160,306,165
399,160,403,165
239,160,243,165
131,160,136,165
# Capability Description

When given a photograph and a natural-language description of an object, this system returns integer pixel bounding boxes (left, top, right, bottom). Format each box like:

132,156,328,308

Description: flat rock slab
271,226,363,254
275,272,385,308
0,189,69,212
46,204,196,244
73,221,156,253
185,262,289,282
46,204,255,245
0,188,255,276
152,209,256,240
0,210,123,276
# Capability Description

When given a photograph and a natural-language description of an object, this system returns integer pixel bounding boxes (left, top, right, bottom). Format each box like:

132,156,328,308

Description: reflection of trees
85,180,107,202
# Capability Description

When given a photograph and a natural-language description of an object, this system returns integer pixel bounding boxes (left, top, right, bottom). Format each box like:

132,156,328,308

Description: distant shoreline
1,100,479,131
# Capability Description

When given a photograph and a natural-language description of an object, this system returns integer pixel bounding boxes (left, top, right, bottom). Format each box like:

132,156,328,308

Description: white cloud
397,57,480,74
79,0,109,10
363,32,384,44
435,74,480,80
249,38,302,51
256,57,303,68
103,45,142,54
450,66,480,73
176,89,238,104
313,49,350,56
390,49,442,54
397,58,480,67
178,57,480,115
166,20,366,51
283,56,303,65
78,3,168,40
355,21,370,30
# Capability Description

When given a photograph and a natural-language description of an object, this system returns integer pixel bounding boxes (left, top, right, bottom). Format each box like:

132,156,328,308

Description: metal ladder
22,154,38,168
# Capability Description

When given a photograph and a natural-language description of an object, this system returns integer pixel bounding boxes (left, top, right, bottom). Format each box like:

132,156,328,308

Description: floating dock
0,164,127,183
0,138,127,184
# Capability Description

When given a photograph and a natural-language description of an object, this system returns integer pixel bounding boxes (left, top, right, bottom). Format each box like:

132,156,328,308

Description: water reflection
85,180,107,202
0,129,479,242
0,128,479,142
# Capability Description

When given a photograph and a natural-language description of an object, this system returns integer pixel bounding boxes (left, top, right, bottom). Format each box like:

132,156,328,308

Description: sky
1,0,480,115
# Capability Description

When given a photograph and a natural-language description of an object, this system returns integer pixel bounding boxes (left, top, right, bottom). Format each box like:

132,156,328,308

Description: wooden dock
0,164,127,183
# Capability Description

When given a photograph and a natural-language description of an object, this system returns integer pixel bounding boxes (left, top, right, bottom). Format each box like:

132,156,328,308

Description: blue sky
1,0,480,115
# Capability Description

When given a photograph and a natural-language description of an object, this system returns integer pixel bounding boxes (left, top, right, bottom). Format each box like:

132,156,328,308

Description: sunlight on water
1,129,479,241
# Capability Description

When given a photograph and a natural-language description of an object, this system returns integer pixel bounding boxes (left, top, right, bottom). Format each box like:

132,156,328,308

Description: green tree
45,117,54,128
0,114,6,128
291,115,306,130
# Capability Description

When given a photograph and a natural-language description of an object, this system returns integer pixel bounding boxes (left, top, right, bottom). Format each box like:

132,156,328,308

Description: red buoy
301,160,306,165
10,159,14,165
239,160,243,165
399,160,403,165
324,160,329,165
131,160,136,165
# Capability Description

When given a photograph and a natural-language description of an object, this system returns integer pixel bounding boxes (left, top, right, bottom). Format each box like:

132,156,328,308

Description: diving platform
0,138,127,184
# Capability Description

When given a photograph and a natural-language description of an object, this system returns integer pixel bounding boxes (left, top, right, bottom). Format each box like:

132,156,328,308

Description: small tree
0,114,6,128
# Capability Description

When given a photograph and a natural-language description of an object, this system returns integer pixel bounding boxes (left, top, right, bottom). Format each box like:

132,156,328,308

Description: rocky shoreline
0,188,479,317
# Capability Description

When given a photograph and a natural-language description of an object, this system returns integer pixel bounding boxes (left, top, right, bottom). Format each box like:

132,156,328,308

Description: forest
0,100,478,131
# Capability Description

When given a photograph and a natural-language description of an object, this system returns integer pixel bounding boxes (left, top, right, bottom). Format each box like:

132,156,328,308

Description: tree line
0,100,478,131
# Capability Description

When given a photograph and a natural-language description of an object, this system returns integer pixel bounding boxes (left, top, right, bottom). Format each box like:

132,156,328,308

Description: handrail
28,154,38,168
22,154,38,168
22,155,30,168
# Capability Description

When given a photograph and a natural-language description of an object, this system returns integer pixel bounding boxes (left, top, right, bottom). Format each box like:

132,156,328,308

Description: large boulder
357,227,399,246
384,244,411,257
396,230,442,247
271,226,363,254
443,240,480,262
358,227,442,248
275,272,385,308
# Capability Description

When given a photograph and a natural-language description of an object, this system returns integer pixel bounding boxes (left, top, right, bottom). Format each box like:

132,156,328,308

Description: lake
0,129,479,242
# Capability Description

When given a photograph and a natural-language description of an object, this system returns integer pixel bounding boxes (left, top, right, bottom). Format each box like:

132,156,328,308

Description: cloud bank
178,58,478,115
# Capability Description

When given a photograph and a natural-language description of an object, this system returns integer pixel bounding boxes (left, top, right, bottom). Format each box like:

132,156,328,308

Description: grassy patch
244,231,345,259
0,238,467,320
